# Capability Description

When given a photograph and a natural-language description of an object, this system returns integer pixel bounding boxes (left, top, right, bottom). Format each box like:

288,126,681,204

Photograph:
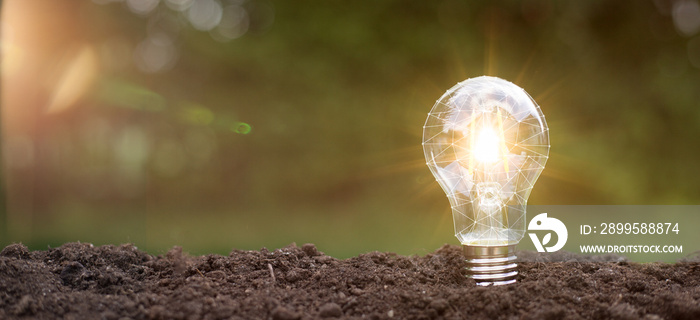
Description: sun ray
484,10,499,76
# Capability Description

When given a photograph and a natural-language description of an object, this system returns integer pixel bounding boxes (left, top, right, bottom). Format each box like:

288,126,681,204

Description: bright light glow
473,126,500,163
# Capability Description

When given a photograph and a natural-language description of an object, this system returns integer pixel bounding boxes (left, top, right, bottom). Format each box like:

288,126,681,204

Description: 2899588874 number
600,223,679,235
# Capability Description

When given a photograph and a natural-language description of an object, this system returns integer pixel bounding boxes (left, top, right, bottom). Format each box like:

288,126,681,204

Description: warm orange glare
47,45,99,114
473,127,500,163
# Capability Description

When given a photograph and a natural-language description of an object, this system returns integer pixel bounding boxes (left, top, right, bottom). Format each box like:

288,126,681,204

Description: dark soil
1,242,699,320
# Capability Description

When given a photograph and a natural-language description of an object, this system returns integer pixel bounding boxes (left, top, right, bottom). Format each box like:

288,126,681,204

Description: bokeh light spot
134,33,177,73
232,122,252,134
672,0,700,36
188,0,223,31
126,0,160,16
211,4,249,42
164,0,193,12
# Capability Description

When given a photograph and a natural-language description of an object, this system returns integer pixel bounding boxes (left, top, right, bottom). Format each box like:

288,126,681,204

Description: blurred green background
1,0,699,258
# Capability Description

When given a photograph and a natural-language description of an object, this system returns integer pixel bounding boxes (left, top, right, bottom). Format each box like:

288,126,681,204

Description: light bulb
422,76,549,286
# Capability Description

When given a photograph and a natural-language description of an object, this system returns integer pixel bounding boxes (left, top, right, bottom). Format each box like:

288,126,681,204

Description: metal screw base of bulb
463,245,518,286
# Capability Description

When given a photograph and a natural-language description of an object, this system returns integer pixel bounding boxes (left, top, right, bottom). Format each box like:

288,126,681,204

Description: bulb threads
463,245,517,286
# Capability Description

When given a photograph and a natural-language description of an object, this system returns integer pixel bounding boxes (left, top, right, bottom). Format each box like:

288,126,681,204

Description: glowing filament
473,127,500,163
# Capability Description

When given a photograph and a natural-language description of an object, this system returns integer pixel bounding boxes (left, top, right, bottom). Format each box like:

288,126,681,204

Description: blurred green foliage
2,0,699,258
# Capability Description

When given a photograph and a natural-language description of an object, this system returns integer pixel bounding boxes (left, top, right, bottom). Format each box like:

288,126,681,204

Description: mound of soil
1,242,699,319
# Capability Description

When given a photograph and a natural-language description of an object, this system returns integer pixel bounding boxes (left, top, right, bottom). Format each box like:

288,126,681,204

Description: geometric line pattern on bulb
423,76,550,246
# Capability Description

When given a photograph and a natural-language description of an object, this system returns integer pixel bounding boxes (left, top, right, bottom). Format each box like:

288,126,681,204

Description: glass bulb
422,76,549,285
